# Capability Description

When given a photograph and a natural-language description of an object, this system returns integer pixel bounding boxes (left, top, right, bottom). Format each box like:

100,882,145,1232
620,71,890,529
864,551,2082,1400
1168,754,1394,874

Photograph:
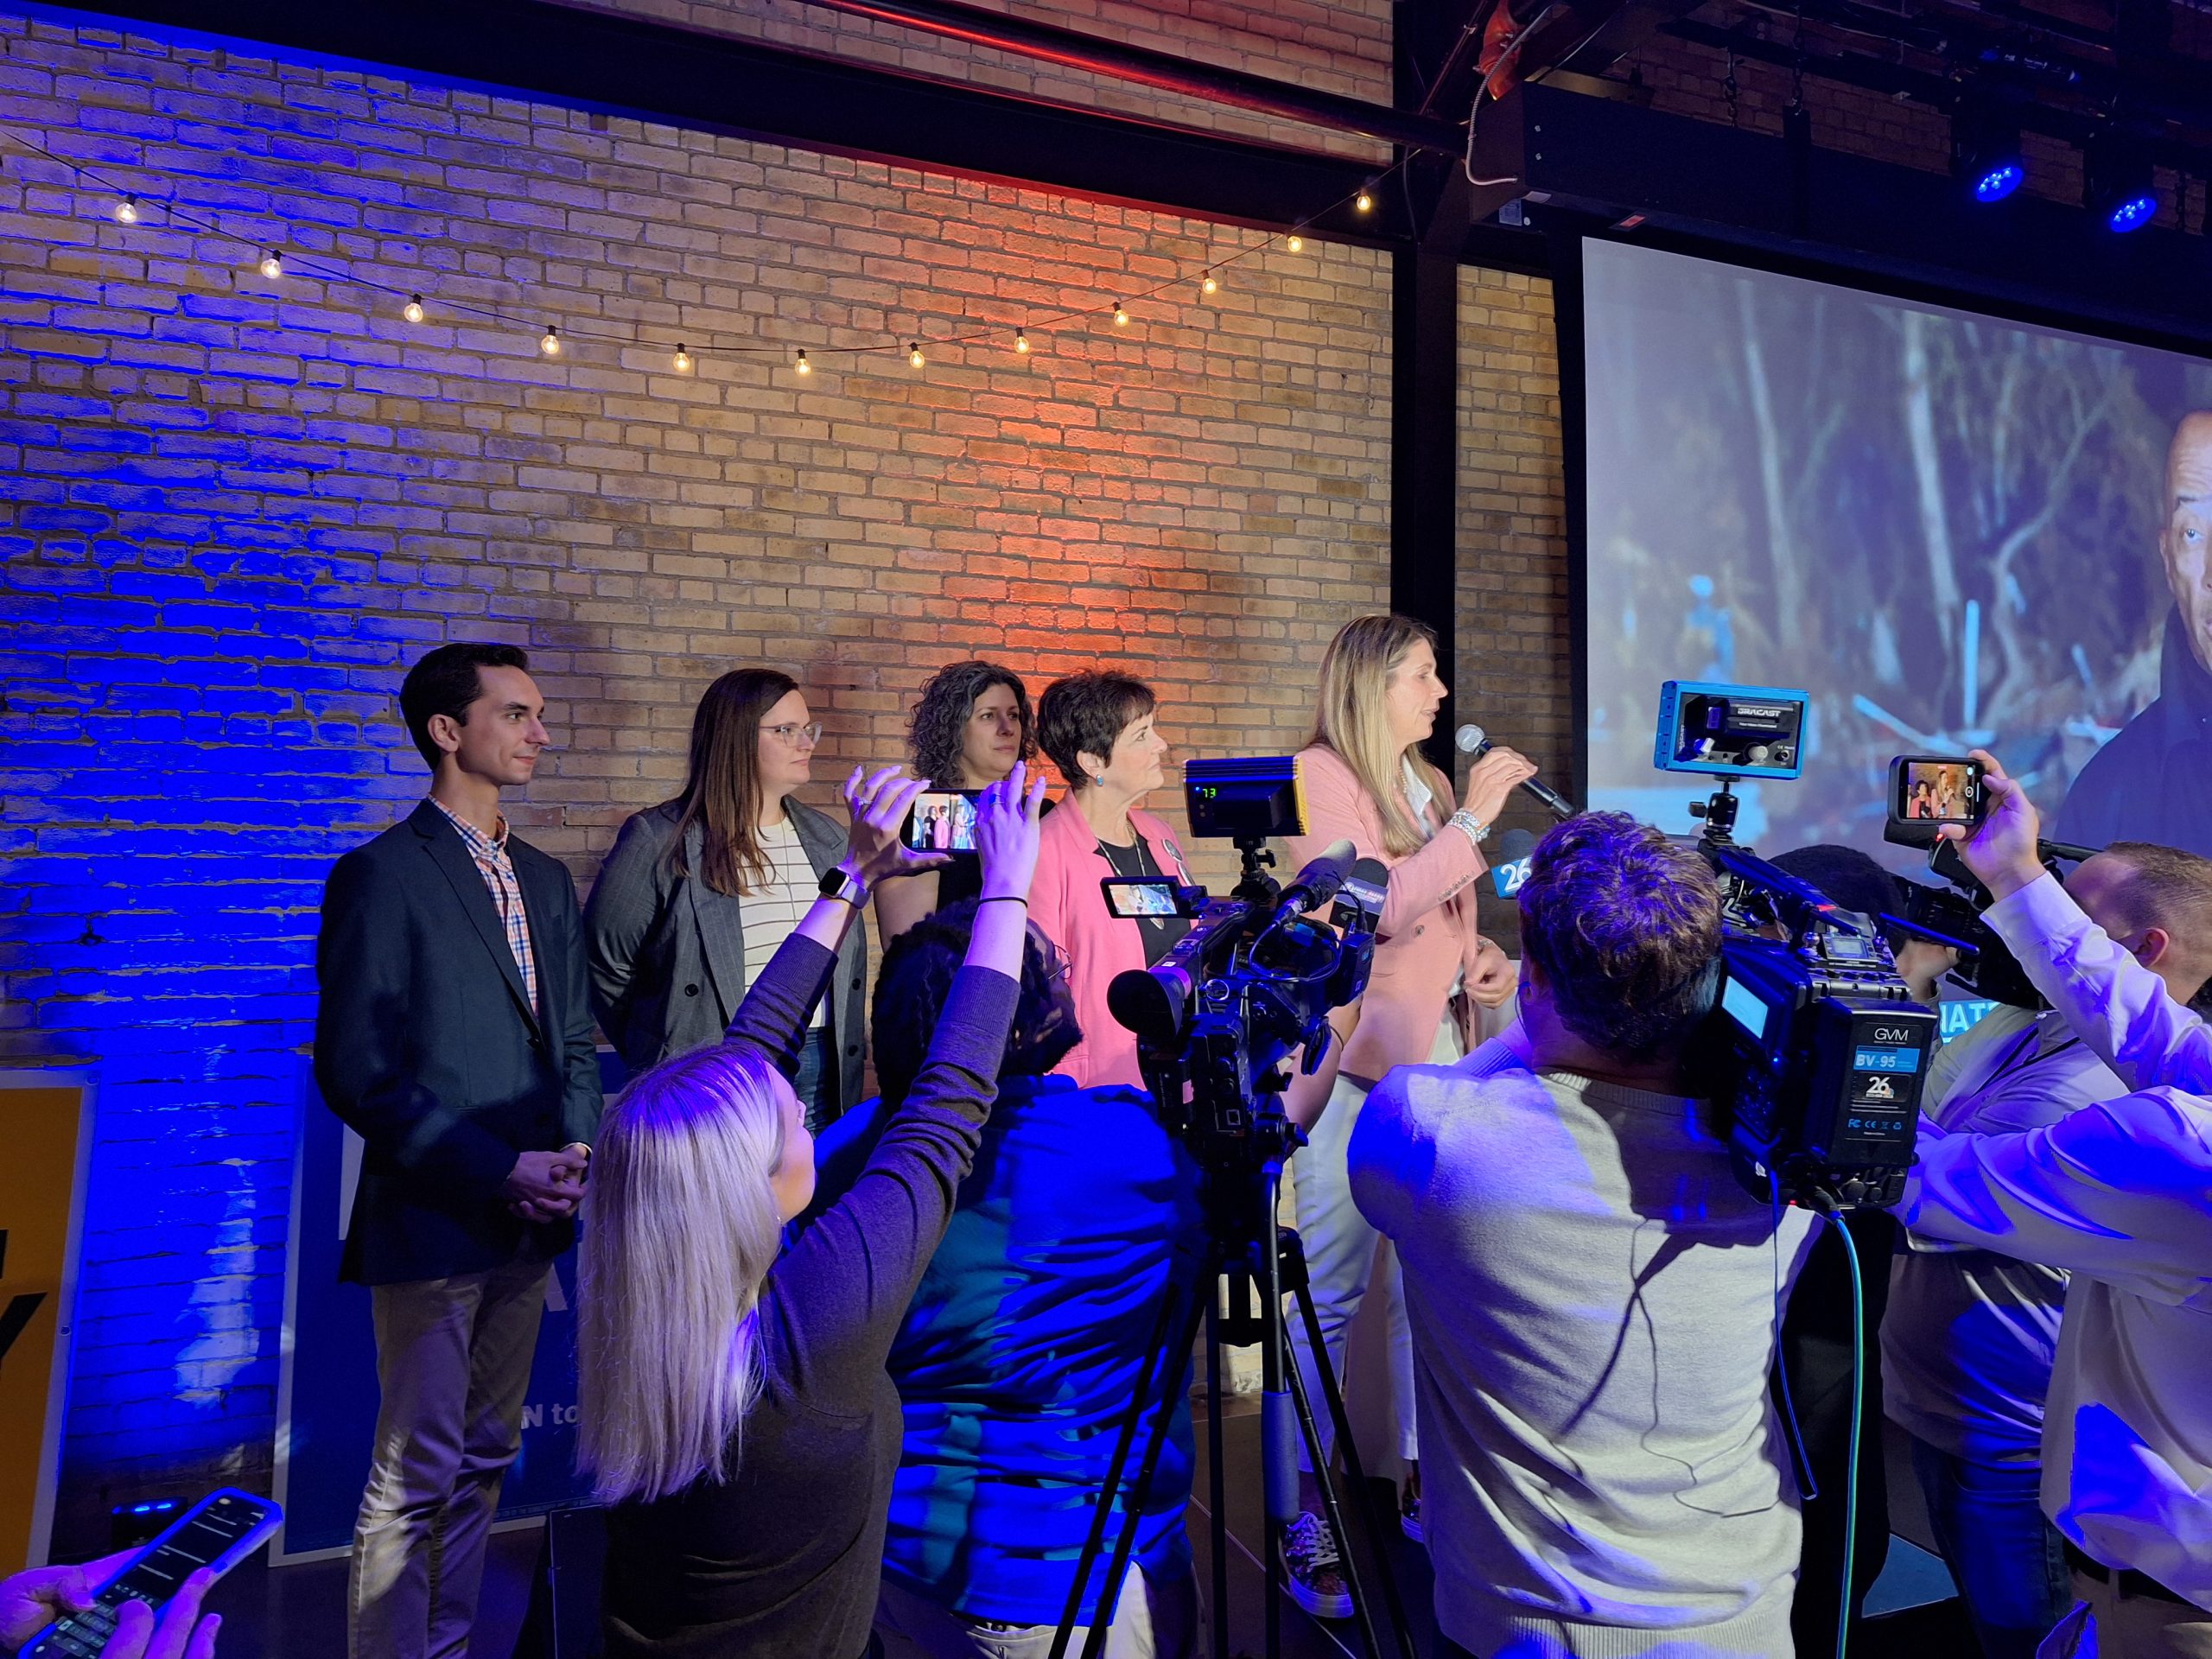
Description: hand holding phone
21,1489,276,1658
1885,754,1988,846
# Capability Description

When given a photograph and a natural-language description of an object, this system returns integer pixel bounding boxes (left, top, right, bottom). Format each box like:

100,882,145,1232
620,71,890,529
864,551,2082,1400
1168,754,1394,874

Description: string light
1355,184,1375,213
1112,300,1129,327
114,195,137,225
1287,232,1303,252
1201,272,1218,295
908,341,925,369
403,294,424,323
258,248,283,279
1014,328,1029,353
540,325,560,355
795,349,811,375
672,342,692,372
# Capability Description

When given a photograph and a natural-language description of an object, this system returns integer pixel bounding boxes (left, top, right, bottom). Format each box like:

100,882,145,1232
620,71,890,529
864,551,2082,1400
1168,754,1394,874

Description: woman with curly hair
876,659,1045,938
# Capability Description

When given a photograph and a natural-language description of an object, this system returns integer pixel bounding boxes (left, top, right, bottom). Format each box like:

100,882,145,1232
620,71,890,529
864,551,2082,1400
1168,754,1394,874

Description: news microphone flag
1489,827,1538,898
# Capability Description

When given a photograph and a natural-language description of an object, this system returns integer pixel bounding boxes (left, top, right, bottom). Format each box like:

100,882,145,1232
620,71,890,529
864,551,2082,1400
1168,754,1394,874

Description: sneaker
1281,1510,1353,1620
1400,1479,1425,1546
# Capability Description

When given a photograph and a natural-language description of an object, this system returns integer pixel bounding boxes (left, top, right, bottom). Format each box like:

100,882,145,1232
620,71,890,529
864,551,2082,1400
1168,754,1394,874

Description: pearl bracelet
1448,809,1491,848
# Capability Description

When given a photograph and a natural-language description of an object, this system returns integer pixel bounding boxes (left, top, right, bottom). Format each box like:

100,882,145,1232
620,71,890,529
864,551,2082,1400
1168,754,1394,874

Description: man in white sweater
1349,812,1818,1659
1900,753,2212,1657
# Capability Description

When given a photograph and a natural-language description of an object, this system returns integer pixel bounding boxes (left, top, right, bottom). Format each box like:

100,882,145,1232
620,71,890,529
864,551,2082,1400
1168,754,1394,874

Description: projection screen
1580,238,2212,866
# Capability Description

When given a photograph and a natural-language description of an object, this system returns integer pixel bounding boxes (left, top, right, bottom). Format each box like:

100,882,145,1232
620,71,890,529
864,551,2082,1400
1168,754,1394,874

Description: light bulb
403,294,424,324
259,248,283,279
795,349,812,375
115,196,138,225
1014,329,1029,353
1287,233,1303,252
540,326,560,356
908,342,925,369
1112,301,1128,327
673,343,692,372
1355,186,1374,213
1201,273,1218,296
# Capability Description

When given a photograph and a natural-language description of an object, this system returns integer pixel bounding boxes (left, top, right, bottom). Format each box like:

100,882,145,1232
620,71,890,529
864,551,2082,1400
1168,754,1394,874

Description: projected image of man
2057,411,2212,857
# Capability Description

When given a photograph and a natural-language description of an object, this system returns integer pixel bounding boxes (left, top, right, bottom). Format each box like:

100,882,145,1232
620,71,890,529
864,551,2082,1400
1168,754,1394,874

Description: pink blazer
1027,798,1195,1091
1285,744,1490,1084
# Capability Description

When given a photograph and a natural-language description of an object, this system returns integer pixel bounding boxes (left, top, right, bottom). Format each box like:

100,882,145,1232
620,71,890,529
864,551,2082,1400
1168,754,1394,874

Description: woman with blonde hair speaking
578,761,1047,1659
1277,613,1536,1618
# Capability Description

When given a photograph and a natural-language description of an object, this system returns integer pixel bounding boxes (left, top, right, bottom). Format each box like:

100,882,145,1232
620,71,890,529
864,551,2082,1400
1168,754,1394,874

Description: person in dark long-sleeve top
578,761,1049,1659
313,642,602,1659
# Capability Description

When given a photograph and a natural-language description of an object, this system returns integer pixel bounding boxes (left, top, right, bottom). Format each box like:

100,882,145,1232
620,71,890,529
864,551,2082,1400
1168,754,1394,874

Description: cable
1823,1205,1865,1659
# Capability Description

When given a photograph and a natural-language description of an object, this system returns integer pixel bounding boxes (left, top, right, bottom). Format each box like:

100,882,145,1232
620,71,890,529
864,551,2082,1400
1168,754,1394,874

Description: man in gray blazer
584,795,868,1115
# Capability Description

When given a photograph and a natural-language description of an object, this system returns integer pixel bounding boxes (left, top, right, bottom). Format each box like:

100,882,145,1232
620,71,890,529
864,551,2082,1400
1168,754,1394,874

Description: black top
312,801,603,1286
601,932,1019,1659
2055,606,2212,857
1097,835,1190,965
933,796,1053,911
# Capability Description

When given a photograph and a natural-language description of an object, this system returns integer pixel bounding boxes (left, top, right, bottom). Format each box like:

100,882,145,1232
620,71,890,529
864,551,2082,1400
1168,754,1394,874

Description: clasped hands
504,1142,592,1223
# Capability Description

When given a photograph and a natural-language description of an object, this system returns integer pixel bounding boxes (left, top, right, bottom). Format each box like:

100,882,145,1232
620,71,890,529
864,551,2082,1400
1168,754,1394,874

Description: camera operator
1885,842,2212,1658
1900,752,2212,1656
1274,614,1530,1605
808,900,1206,1658
1348,813,1818,1659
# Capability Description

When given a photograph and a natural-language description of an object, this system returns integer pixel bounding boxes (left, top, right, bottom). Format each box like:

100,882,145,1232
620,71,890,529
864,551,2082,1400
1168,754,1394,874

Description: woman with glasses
876,659,1046,940
586,668,874,1130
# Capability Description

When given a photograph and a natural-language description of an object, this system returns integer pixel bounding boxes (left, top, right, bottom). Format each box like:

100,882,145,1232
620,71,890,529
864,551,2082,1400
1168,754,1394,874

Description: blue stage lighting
2086,129,2158,234
2107,192,2157,232
1974,162,2024,203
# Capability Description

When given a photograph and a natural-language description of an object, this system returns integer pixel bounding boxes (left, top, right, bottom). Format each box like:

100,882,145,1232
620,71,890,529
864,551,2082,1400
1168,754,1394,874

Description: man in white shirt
1349,812,1817,1659
1885,844,2212,1656
1902,753,2212,1657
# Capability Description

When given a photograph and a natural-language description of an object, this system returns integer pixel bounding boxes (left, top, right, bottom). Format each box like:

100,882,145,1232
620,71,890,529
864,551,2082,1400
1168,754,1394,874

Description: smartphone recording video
1886,755,1987,839
904,790,981,855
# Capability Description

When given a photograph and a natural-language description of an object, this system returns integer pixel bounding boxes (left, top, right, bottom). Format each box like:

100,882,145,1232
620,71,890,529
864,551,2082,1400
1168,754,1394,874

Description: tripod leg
1289,1254,1418,1659
1285,1353,1387,1659
1082,1281,1211,1659
1205,1296,1229,1659
1050,1268,1186,1659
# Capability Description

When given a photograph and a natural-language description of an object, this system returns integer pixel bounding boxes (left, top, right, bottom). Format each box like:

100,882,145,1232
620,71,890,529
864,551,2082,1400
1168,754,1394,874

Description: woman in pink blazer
1027,671,1194,1092
1276,614,1536,1618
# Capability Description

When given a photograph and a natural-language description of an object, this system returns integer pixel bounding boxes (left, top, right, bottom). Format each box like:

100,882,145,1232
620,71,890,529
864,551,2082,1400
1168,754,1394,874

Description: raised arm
766,766,1047,1391
723,766,948,1074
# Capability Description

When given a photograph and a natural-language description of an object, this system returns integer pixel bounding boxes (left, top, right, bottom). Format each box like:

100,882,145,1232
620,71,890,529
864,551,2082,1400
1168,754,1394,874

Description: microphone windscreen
1455,722,1488,754
1331,857,1389,925
1490,826,1539,899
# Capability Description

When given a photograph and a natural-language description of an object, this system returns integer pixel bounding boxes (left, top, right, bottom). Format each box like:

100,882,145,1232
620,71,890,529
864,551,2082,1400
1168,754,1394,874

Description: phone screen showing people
1891,756,1986,826
906,791,981,855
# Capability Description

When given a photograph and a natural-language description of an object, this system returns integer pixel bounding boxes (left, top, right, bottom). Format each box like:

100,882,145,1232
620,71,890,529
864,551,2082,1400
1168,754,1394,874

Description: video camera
1103,757,1381,1169
1885,826,2100,1011
1660,685,1936,1210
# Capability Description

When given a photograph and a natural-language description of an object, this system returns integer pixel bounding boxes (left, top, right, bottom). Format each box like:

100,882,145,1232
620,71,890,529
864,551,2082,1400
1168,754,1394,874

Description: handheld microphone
1331,856,1389,927
1270,838,1357,926
1455,724,1576,823
1488,827,1539,899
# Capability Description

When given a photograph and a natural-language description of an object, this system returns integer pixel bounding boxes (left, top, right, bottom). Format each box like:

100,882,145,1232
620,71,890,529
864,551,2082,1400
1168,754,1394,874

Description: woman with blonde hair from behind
578,761,1048,1659
1275,613,1537,1618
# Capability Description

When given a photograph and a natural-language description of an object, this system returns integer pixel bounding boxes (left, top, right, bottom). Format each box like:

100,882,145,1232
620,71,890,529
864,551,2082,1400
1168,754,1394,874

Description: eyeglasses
763,721,823,747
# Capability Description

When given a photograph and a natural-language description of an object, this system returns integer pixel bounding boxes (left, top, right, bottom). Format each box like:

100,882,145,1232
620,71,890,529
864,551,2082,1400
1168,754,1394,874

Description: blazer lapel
686,820,747,1019
415,804,542,1036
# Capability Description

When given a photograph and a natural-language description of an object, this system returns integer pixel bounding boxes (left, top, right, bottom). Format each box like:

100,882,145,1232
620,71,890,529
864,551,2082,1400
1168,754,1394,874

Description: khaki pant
2038,1571,2212,1659
348,1253,550,1659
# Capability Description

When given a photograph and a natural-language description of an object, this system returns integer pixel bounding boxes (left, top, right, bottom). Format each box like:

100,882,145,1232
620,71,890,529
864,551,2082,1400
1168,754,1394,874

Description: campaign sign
274,1065,596,1560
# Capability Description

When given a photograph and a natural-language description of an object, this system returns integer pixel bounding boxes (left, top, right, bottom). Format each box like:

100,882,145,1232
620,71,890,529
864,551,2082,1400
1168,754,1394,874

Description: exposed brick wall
588,0,1395,162
0,10,1391,1548
1455,264,1568,947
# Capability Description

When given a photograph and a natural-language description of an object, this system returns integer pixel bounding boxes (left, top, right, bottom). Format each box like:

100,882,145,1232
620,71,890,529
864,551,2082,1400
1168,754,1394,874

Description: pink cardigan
1285,744,1490,1084
1027,797,1195,1091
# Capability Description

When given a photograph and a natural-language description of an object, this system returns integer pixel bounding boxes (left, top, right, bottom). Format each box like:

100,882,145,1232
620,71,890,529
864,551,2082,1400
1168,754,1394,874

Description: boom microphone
1455,724,1576,823
1271,838,1357,926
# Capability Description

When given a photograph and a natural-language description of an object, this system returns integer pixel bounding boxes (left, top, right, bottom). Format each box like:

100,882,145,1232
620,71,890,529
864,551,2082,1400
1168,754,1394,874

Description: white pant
874,1561,1204,1659
1285,1018,1464,1471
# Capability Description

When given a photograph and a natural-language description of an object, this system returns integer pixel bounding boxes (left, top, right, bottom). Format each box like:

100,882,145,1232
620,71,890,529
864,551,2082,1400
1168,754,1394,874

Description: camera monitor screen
906,791,979,854
1582,238,2212,858
1656,682,1807,779
1102,877,1190,919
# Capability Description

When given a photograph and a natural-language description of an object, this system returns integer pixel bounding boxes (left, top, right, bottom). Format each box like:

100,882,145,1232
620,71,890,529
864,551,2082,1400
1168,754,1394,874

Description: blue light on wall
2107,192,2158,232
1973,162,2024,203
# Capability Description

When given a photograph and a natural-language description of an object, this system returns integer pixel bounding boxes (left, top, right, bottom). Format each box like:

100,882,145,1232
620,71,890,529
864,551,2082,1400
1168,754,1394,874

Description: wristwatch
818,865,868,907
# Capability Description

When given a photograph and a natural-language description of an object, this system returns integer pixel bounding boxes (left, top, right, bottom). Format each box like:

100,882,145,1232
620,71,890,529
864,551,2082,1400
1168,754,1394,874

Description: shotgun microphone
1455,724,1576,823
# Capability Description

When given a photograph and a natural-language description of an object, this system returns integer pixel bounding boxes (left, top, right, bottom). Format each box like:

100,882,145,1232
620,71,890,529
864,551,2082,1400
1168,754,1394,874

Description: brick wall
589,0,1395,162
0,10,1392,1548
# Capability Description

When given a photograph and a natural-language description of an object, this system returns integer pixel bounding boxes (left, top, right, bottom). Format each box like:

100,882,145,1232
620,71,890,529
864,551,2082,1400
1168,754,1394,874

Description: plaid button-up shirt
429,796,539,1016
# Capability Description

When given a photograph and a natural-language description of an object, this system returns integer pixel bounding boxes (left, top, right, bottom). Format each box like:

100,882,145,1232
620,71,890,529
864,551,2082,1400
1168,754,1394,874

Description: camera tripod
1046,1151,1418,1659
